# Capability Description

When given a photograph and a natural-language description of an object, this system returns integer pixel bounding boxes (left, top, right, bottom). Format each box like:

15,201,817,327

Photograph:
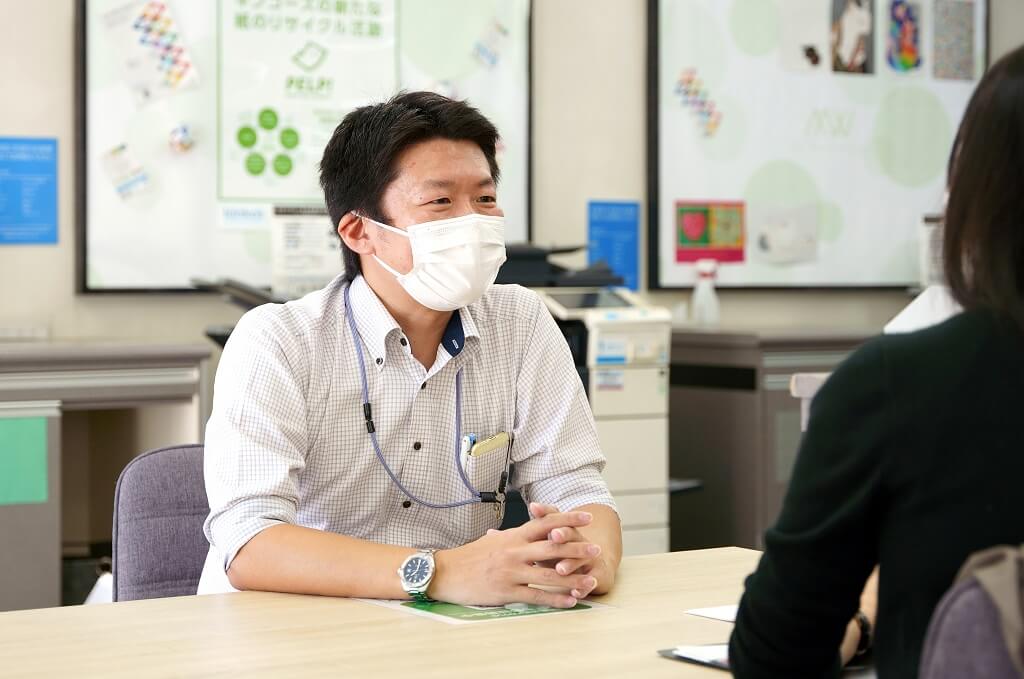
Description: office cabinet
668,328,871,550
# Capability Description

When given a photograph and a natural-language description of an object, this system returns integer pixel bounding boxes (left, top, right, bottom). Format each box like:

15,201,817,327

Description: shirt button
413,441,422,451
420,382,426,390
402,500,412,509
375,357,383,365
400,337,408,346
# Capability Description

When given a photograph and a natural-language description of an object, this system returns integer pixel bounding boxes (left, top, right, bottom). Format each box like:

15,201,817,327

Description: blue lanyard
344,285,483,509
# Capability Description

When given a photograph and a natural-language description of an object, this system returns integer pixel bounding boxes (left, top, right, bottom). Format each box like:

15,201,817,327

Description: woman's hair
944,45,1024,330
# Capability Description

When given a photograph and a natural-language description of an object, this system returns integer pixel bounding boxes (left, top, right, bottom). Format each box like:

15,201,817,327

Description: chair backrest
112,444,209,602
918,576,1021,679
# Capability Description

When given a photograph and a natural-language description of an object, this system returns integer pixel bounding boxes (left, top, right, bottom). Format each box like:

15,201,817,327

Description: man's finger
519,511,593,541
548,526,586,544
558,561,607,596
510,585,577,609
522,538,600,563
518,565,597,593
553,557,588,575
528,502,559,519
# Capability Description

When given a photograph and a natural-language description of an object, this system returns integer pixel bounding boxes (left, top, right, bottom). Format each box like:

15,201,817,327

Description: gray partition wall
0,401,62,611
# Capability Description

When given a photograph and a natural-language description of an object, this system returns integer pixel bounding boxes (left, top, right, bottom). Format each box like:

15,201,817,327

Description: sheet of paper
102,0,200,105
685,604,738,623
356,598,609,625
667,643,730,670
663,643,876,677
270,205,341,299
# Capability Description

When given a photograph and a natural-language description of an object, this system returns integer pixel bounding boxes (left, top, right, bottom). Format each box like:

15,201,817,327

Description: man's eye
478,195,497,203
430,197,451,205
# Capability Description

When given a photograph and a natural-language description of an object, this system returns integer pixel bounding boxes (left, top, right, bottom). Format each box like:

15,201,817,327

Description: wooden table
0,548,759,678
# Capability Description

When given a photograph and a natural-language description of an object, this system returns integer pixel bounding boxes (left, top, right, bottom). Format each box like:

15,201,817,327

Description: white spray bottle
691,258,720,326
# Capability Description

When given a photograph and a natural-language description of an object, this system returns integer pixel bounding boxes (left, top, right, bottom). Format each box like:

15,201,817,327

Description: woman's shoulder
823,309,1015,415
876,308,1011,374
816,309,1008,408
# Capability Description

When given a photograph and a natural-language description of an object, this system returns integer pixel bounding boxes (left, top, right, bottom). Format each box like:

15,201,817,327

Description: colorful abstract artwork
887,0,922,72
674,69,722,137
675,201,745,263
935,0,976,80
131,2,195,89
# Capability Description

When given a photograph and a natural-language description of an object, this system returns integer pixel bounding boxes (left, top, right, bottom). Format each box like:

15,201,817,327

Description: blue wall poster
587,200,639,291
0,137,58,245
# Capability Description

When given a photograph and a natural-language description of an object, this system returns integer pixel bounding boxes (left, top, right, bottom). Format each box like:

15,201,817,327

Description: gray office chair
112,444,209,602
918,574,1021,679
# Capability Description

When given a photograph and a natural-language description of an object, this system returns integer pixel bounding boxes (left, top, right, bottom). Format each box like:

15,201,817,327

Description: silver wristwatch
398,549,436,603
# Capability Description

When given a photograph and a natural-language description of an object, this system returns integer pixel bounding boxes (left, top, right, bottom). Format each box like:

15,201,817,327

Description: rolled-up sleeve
511,296,617,513
202,307,309,570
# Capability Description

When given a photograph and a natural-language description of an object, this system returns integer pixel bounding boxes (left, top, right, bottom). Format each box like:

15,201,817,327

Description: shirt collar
444,306,482,357
348,276,401,371
347,276,482,370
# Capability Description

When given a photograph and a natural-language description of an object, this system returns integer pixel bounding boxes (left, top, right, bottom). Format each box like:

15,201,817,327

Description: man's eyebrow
419,178,495,189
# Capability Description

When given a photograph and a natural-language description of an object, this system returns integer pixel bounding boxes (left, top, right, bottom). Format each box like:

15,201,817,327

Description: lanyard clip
479,469,510,504
362,403,375,434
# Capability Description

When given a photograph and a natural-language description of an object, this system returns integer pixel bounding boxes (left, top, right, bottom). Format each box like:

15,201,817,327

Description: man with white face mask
198,91,622,608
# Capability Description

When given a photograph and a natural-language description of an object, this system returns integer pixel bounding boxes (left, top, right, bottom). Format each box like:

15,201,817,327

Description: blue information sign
0,137,58,245
587,200,639,290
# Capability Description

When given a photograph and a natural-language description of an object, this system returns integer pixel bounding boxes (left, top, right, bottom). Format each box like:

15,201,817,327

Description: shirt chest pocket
460,435,512,496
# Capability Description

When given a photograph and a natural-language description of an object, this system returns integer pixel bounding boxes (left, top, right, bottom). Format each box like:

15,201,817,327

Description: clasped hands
430,502,613,609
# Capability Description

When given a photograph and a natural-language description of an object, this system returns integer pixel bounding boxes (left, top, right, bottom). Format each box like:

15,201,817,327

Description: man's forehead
417,177,495,190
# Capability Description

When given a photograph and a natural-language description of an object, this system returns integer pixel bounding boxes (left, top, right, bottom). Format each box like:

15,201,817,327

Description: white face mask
358,212,507,312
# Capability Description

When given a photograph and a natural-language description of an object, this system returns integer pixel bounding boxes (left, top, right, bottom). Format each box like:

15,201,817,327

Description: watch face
403,556,431,585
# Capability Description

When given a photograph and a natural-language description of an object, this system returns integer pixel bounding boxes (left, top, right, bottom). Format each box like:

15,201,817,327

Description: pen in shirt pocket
460,434,477,465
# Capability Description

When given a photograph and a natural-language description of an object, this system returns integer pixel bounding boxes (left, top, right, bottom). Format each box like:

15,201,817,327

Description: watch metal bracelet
410,589,434,604
854,610,873,657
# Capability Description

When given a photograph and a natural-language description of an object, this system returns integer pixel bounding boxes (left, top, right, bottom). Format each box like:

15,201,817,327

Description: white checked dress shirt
198,274,616,594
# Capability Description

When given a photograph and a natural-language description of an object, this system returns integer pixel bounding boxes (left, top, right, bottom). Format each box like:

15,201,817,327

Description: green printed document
358,598,607,625
0,417,48,505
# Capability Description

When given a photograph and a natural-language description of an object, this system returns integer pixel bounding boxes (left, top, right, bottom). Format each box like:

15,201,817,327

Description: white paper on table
671,643,730,668
685,604,738,623
669,643,877,677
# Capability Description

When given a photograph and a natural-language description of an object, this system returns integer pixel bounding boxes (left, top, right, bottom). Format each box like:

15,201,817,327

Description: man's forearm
574,503,623,588
574,503,622,559
227,523,415,598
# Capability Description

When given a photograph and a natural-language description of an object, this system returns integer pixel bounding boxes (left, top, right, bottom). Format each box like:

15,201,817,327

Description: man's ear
338,213,374,255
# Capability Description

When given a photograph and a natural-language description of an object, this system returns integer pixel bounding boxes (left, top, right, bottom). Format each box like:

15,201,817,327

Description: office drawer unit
669,327,871,550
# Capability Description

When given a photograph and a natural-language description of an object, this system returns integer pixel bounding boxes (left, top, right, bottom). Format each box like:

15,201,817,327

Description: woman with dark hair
729,44,1024,679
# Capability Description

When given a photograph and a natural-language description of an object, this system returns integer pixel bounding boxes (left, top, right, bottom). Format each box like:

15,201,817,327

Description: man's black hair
319,91,501,281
